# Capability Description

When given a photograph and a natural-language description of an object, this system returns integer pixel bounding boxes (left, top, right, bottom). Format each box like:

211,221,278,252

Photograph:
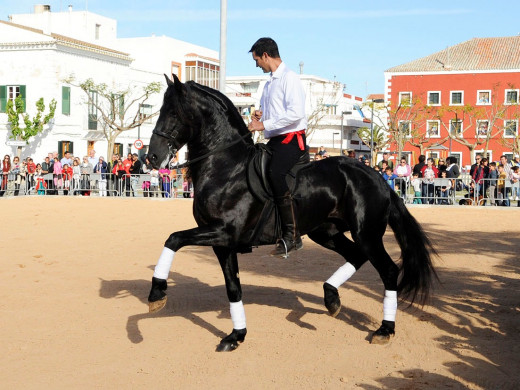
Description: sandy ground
0,197,519,389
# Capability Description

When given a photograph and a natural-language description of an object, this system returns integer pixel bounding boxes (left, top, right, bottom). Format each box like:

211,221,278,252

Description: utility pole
219,0,227,93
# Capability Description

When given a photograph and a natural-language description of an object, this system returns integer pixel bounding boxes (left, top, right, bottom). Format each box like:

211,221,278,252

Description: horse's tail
387,190,438,306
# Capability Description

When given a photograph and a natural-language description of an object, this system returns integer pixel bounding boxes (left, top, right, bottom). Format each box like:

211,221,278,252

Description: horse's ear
164,74,174,87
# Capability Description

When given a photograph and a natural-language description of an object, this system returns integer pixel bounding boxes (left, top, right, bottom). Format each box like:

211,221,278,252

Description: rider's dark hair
249,37,280,58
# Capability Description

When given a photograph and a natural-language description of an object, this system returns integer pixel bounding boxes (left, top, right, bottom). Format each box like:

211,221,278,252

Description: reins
153,129,252,169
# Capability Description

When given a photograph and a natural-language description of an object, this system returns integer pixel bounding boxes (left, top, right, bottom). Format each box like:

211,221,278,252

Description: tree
6,94,57,157
65,76,162,160
357,124,387,165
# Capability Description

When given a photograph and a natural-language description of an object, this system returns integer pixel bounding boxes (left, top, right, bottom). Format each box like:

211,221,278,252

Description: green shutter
0,85,6,113
58,141,63,158
19,85,26,112
62,86,71,115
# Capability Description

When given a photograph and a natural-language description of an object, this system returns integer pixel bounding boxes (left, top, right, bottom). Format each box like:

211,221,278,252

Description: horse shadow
99,270,376,344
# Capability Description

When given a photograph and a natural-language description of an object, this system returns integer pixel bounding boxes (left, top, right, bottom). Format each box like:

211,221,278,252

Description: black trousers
267,133,306,197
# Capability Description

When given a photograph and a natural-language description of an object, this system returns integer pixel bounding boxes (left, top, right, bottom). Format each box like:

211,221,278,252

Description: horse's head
148,74,197,168
148,74,252,169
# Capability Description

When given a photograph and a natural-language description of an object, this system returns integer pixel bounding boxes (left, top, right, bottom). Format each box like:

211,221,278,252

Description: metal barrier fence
0,173,194,198
391,174,519,206
2,171,519,206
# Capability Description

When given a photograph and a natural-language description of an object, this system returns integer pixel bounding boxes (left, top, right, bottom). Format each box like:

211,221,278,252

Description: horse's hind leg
308,226,368,318
213,246,247,352
358,235,399,345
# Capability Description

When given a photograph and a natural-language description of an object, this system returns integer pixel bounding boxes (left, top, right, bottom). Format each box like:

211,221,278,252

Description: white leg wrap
230,301,246,330
153,247,175,280
326,262,356,289
383,290,397,322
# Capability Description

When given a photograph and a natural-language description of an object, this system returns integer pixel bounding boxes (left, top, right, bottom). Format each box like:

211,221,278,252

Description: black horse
146,75,437,352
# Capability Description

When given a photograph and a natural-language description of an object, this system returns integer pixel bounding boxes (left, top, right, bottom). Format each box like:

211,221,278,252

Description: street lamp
370,99,385,164
340,111,350,155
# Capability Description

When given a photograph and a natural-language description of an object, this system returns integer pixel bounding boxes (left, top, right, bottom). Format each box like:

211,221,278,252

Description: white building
0,5,218,162
226,74,370,155
1,5,370,162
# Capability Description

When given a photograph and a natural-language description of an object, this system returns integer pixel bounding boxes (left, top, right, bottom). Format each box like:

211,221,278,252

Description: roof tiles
386,36,520,73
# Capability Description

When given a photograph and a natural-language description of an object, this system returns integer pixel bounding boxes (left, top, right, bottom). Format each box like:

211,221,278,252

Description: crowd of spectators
310,146,520,206
0,150,193,198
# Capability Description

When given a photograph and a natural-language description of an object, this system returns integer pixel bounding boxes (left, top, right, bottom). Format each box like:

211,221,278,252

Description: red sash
281,130,305,151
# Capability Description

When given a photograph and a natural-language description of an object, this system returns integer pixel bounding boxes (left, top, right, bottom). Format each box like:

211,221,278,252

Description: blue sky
3,1,520,97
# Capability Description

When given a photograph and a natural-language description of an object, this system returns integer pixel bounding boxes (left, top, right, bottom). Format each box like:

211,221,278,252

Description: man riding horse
248,37,307,258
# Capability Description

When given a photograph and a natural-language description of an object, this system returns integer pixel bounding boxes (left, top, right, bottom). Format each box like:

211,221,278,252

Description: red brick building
385,36,520,168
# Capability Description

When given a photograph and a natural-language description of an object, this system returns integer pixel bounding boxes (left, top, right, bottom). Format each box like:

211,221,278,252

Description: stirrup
271,238,289,259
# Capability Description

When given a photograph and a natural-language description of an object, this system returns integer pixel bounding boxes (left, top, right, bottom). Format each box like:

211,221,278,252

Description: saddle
242,143,311,250
246,143,311,203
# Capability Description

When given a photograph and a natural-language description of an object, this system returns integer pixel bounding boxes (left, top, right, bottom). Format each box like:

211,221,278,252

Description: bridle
152,128,252,169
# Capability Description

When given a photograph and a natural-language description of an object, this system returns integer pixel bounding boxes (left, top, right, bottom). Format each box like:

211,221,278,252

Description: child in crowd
34,165,47,195
411,172,422,204
62,163,73,195
383,167,398,191
150,168,160,198
487,162,498,206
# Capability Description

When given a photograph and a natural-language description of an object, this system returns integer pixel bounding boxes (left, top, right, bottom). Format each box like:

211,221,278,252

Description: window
139,104,153,124
399,92,411,106
88,90,98,130
477,90,491,105
427,91,441,106
450,91,463,105
185,59,220,89
0,85,26,112
110,94,124,120
62,86,71,115
58,141,74,158
171,61,181,80
399,120,411,137
450,119,463,136
95,24,101,40
323,104,337,115
242,82,259,93
448,152,462,165
504,120,518,138
505,89,519,105
113,143,123,157
476,120,489,137
427,120,440,138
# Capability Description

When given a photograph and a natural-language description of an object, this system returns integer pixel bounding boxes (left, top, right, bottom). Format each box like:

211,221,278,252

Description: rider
247,37,307,258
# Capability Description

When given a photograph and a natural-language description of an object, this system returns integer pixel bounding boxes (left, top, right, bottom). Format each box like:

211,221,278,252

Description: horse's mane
187,81,253,144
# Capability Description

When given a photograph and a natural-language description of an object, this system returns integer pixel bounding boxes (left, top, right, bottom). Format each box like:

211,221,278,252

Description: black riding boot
271,193,303,258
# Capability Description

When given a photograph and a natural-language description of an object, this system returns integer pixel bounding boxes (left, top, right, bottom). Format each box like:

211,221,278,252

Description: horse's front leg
148,226,231,313
213,246,247,352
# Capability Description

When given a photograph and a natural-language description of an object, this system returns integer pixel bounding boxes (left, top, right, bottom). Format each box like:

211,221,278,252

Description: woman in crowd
93,156,108,197
53,157,63,193
34,164,47,195
112,159,127,196
72,159,81,195
159,165,171,198
80,156,93,196
393,156,411,200
1,155,11,197
10,156,21,196
421,158,439,204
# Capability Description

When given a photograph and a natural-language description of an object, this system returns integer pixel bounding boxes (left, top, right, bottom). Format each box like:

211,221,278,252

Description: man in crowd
129,153,142,197
60,151,72,167
41,155,54,194
378,152,394,170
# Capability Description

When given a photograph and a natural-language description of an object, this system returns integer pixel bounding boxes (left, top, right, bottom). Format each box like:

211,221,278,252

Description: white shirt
260,62,307,139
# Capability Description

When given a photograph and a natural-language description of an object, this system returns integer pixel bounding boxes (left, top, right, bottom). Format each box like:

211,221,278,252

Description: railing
0,172,194,198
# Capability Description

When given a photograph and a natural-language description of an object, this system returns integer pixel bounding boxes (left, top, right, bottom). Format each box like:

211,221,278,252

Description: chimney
299,61,304,75
34,4,51,13
68,5,73,12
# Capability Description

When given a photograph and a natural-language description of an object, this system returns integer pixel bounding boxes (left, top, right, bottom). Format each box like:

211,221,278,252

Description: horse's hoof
370,320,395,344
323,282,341,317
216,340,239,352
215,328,247,352
370,332,394,345
148,297,167,313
